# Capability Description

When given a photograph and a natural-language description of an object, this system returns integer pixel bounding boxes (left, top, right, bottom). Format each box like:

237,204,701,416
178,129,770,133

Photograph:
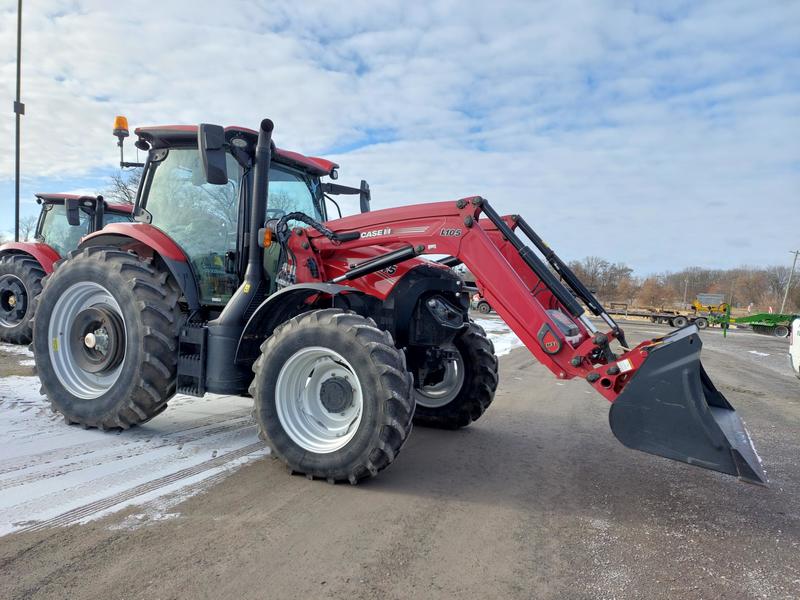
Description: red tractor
32,118,765,486
0,194,132,344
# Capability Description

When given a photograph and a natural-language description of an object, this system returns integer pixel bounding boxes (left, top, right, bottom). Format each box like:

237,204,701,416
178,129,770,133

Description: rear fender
79,223,201,309
0,242,61,273
235,283,373,364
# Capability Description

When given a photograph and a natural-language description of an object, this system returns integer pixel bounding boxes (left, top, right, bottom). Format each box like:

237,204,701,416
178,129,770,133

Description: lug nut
570,356,582,367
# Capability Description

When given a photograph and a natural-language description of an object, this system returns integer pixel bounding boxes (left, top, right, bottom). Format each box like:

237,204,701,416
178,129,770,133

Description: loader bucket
609,325,766,485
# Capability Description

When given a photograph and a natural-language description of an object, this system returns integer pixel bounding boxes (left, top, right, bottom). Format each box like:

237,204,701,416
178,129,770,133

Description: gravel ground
0,319,798,600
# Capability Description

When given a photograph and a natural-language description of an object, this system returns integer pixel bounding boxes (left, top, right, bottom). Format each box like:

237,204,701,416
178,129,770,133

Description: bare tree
19,214,38,240
637,277,674,307
104,169,141,204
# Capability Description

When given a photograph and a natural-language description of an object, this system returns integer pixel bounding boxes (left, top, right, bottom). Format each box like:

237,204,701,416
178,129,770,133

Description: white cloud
0,0,798,271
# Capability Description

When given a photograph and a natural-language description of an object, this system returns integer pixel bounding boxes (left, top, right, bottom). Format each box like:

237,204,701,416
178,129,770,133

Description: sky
0,0,798,273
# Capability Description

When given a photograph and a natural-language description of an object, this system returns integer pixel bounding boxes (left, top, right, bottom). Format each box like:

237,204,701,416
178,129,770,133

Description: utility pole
780,250,800,315
682,277,689,307
13,0,24,242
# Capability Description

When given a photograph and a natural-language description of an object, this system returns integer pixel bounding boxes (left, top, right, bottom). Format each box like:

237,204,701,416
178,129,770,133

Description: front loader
32,117,765,485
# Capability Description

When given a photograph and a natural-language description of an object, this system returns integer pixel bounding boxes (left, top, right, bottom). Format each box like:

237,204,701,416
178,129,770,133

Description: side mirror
198,123,228,185
65,197,81,226
359,179,371,213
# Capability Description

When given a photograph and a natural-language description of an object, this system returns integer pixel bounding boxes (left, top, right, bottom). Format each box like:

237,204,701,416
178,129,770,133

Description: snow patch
0,375,266,536
0,342,34,357
474,317,523,356
748,350,770,357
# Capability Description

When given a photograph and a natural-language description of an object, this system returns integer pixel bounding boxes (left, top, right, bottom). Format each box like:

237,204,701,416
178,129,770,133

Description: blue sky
0,0,798,273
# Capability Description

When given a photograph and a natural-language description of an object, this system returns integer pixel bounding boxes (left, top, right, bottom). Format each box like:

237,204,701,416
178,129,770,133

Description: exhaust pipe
205,119,274,394
609,325,766,485
246,118,275,285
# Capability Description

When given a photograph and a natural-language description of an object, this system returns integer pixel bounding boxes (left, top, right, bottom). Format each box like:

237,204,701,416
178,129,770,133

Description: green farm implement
730,313,798,338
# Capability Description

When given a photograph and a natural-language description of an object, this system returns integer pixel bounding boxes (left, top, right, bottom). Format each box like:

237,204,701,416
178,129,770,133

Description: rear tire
477,301,491,314
0,254,45,345
694,317,708,329
773,325,789,338
33,247,183,429
412,322,499,429
251,309,414,484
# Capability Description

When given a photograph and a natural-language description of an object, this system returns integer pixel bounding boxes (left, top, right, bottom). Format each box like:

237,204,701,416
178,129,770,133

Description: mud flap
609,325,766,485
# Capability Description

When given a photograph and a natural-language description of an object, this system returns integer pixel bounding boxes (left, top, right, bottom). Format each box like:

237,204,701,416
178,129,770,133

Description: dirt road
1,321,798,599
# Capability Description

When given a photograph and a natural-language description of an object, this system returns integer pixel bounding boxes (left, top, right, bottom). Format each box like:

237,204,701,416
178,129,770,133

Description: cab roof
35,193,134,214
134,125,338,177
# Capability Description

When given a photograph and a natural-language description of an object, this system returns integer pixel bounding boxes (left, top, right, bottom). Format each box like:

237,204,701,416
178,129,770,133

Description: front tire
33,247,183,429
412,322,499,429
0,254,45,345
251,309,414,484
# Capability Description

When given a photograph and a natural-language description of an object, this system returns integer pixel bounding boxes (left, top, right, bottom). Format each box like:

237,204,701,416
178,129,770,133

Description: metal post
779,250,800,315
682,277,689,307
13,0,24,242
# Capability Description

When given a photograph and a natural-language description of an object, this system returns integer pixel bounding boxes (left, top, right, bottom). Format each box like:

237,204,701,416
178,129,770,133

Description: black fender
79,230,202,310
382,263,467,347
234,283,372,364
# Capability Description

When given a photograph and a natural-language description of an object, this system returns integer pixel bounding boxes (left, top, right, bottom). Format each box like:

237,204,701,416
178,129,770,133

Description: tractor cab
129,125,357,306
34,194,132,256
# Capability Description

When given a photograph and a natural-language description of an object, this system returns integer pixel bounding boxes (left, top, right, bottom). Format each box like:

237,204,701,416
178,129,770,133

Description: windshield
37,203,91,256
267,168,322,223
145,147,243,304
103,211,132,226
143,146,324,304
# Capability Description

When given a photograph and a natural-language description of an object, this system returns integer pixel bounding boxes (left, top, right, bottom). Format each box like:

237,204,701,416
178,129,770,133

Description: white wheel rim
48,281,125,399
275,346,364,454
414,346,465,409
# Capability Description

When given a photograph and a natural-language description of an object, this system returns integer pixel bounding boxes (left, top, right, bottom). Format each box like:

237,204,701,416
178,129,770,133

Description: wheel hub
0,274,27,326
69,306,126,374
320,376,354,413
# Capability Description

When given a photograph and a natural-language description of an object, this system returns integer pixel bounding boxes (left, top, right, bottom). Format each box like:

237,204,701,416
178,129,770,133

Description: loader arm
296,197,766,485
303,197,634,399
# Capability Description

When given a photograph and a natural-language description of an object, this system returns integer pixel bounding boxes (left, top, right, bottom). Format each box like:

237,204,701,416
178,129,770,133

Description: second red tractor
0,194,132,344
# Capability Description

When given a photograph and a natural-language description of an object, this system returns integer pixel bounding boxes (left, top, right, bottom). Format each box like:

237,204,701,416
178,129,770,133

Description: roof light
113,115,129,139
